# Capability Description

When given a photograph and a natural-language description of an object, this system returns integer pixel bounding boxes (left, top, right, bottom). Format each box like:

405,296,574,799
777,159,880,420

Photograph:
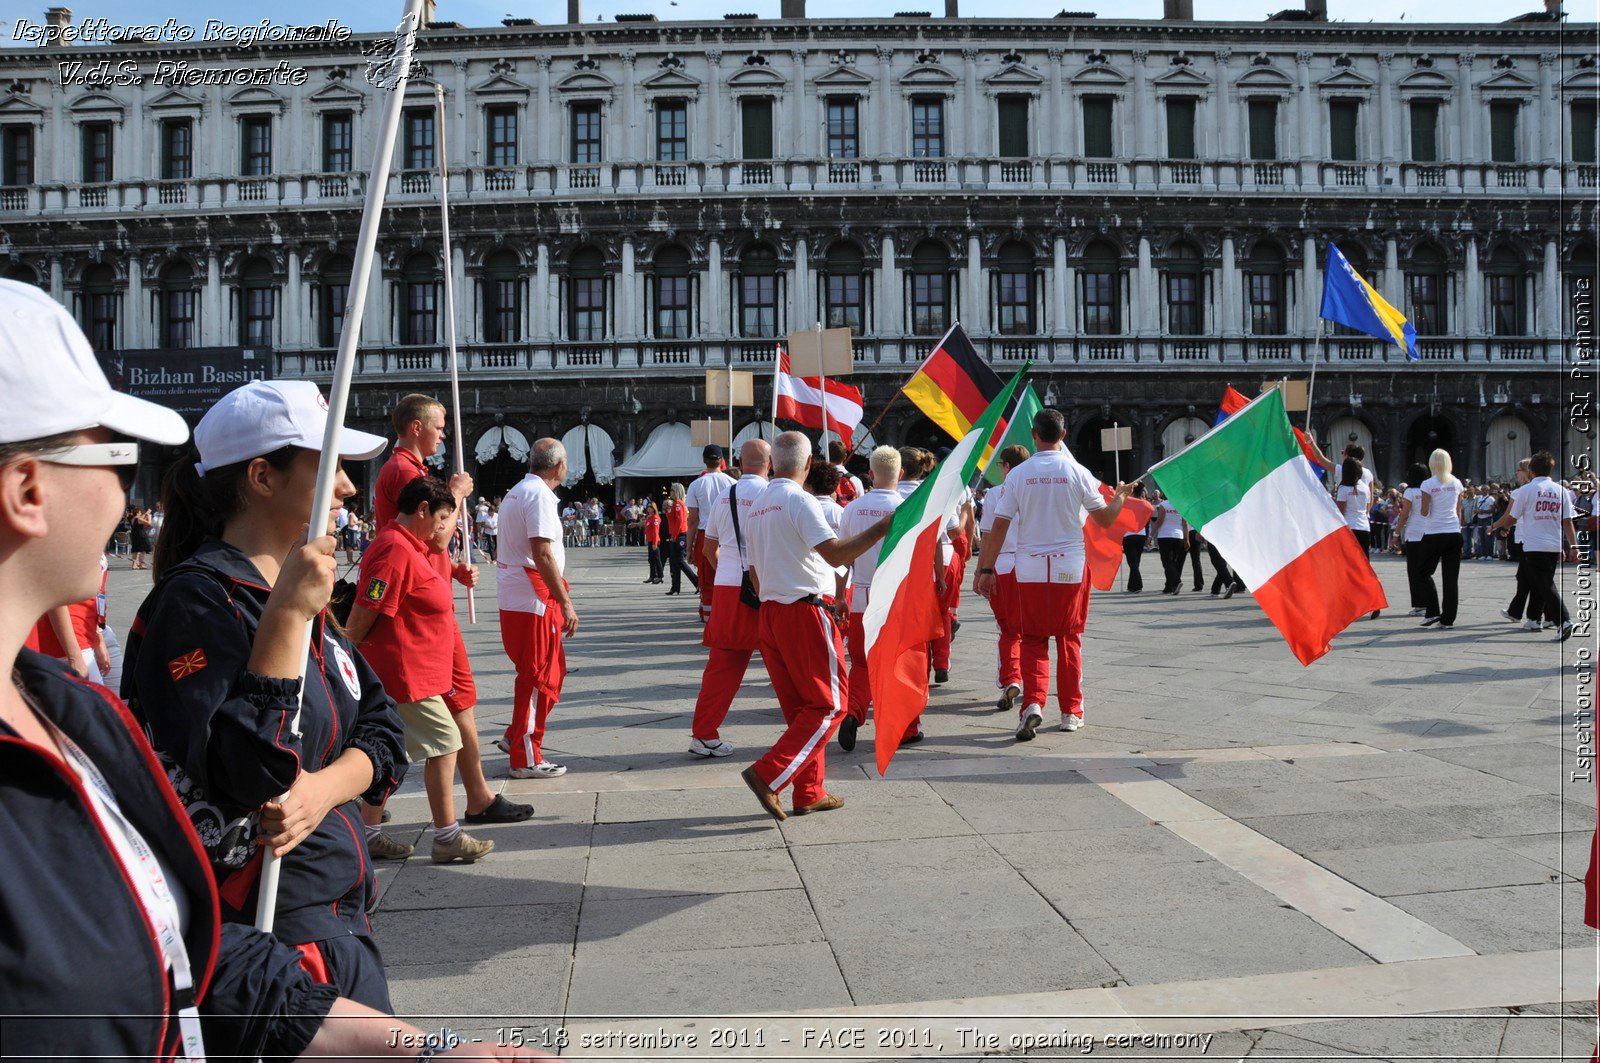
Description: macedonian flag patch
167,649,208,681
365,579,388,602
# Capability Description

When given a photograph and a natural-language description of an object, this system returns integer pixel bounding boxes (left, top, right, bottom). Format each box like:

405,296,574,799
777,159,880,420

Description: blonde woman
1416,448,1465,629
664,481,699,596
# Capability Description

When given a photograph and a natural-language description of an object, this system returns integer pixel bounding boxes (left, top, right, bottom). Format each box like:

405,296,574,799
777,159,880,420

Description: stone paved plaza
110,550,1600,1060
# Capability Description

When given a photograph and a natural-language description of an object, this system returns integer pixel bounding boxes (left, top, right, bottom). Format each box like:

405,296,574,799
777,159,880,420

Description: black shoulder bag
728,483,762,609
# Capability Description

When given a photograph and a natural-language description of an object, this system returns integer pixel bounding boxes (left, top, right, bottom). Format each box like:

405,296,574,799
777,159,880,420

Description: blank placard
785,327,854,376
690,419,733,448
1100,426,1133,452
1261,379,1310,412
706,369,755,407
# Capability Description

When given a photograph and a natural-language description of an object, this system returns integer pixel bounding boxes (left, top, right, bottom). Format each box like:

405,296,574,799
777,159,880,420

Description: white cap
0,278,189,447
194,380,387,475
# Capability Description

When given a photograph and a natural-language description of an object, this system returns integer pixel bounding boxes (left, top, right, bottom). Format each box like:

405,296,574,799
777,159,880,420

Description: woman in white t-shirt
1394,464,1429,614
1416,448,1465,628
1335,458,1381,619
1152,495,1188,594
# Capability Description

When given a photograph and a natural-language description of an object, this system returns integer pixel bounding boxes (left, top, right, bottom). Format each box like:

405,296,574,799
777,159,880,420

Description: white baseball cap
0,278,189,447
194,380,388,475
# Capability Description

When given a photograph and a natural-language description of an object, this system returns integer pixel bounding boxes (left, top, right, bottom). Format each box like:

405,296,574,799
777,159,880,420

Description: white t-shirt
993,448,1106,584
1336,478,1372,532
1475,493,1498,521
1402,487,1425,542
1153,499,1186,539
703,474,768,587
1417,476,1464,535
841,487,903,606
1510,477,1576,553
748,477,838,604
496,473,564,614
897,479,921,500
976,480,1018,576
485,512,498,534
686,470,736,526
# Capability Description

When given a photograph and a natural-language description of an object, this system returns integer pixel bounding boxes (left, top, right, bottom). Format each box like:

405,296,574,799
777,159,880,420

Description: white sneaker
493,738,511,754
1059,715,1084,732
1499,609,1517,621
1522,620,1542,632
1407,608,1425,616
688,737,735,758
1016,705,1043,742
509,761,567,779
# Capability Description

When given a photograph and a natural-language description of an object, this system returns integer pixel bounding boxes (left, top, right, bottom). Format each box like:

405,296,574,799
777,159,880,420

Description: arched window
483,249,522,343
909,240,952,336
160,261,197,349
822,241,866,334
566,246,606,341
1488,246,1526,337
1163,241,1202,336
1247,241,1286,335
653,243,692,339
239,257,274,347
994,241,1036,336
318,254,352,347
81,264,117,351
3,263,39,287
738,243,778,338
401,253,438,345
1408,244,1447,336
1079,240,1119,336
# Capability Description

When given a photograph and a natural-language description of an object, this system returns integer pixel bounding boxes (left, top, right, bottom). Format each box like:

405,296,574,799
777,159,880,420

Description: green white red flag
864,366,1027,773
1148,388,1387,665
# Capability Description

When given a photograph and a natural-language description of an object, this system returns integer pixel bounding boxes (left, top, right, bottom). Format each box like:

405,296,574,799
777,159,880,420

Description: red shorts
1015,576,1091,639
703,584,760,652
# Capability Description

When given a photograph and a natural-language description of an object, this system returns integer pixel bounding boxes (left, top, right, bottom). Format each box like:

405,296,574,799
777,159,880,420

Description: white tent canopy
733,420,777,447
613,422,702,479
560,423,617,485
474,424,530,465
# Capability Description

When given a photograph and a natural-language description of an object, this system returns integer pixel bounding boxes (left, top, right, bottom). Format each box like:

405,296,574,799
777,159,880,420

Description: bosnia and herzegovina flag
865,366,1025,774
903,324,1006,441
1321,244,1419,360
1151,388,1387,665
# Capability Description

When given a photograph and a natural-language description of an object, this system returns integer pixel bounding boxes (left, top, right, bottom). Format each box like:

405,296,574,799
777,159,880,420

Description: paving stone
1385,881,1592,953
380,854,588,910
566,942,853,1016
584,846,802,901
375,902,580,966
1239,806,1471,852
776,779,980,846
576,888,824,954
1251,1011,1508,1059
987,824,1209,874
1305,838,1563,896
1185,781,1386,819
925,773,1153,833
387,954,571,1023
1410,794,1596,839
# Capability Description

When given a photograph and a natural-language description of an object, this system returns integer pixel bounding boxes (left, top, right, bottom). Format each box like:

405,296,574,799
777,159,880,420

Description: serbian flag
1150,388,1387,665
902,324,1005,442
1083,484,1154,591
773,346,864,449
1218,384,1323,477
865,366,1026,773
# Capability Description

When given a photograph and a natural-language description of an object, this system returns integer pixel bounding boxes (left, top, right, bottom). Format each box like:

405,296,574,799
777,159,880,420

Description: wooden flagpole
434,84,476,623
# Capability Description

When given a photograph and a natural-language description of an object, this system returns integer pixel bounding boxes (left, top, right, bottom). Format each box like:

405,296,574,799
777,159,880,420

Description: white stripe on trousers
768,605,844,792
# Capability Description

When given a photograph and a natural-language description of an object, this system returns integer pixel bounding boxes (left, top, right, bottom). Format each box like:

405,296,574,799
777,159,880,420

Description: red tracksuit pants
988,571,1022,689
692,648,754,741
931,547,967,670
1016,575,1091,720
500,607,564,770
750,599,847,807
845,609,870,723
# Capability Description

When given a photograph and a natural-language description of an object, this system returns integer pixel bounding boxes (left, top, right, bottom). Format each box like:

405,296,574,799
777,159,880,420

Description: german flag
902,324,1005,441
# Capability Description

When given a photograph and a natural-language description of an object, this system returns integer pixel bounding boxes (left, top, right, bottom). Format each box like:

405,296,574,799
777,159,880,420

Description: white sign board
1100,426,1133,452
785,327,854,377
706,369,755,407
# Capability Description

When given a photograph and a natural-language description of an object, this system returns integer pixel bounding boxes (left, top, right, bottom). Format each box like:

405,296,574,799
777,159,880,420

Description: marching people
973,409,1135,740
1395,464,1430,614
1184,524,1207,593
739,431,891,820
663,482,698,596
1121,481,1149,594
1204,536,1245,599
497,438,579,780
1491,450,1579,641
124,379,409,1009
1500,458,1541,626
687,438,772,758
642,501,664,583
977,444,1028,715
345,476,495,864
1336,456,1382,619
370,394,532,858
686,444,736,623
1152,491,1188,594
837,445,906,750
1414,448,1465,630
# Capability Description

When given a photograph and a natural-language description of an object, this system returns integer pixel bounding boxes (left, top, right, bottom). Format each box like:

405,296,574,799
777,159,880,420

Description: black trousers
1523,551,1569,626
1352,528,1372,554
1414,532,1463,625
1186,534,1206,588
1122,535,1145,592
1402,540,1427,609
665,533,698,592
1507,551,1541,622
647,542,664,581
1158,538,1186,593
1206,542,1240,594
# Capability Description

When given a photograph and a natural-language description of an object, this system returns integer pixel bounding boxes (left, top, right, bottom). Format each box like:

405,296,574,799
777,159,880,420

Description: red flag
774,347,864,448
1083,485,1155,591
1220,384,1322,473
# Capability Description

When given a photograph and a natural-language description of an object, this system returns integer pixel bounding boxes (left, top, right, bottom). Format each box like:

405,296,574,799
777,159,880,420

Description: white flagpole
434,84,476,624
1307,318,1323,437
255,0,425,934
815,320,828,452
770,344,781,440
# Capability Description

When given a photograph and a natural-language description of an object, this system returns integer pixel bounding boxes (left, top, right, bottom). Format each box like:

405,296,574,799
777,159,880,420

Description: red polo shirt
33,599,97,659
375,446,429,528
667,500,688,537
355,522,454,703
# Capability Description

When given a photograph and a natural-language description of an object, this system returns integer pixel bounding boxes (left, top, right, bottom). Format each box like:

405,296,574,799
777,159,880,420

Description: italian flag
864,367,1026,773
1148,388,1387,666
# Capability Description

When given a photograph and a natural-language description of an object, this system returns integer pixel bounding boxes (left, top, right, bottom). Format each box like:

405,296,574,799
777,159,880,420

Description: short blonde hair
1428,448,1455,484
869,445,901,484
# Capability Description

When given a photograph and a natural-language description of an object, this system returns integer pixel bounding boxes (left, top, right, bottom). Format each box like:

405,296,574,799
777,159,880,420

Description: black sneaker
901,729,925,745
950,618,961,638
837,716,858,752
464,794,535,824
933,668,949,685
1556,622,1575,642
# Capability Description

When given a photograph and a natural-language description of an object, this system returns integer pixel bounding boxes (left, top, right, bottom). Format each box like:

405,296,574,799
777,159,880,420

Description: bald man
498,438,580,778
688,438,772,757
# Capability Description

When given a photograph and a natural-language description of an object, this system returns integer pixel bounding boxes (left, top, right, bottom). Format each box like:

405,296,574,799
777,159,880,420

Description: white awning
614,422,702,479
733,420,777,446
474,424,531,465
560,424,617,486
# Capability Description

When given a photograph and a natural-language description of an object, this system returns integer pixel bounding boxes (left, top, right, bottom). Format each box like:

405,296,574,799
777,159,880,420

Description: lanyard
51,723,207,1063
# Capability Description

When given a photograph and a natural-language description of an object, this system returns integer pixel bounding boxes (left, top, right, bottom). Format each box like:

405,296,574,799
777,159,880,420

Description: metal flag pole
769,343,781,441
255,0,425,934
815,320,828,452
434,83,476,624
1307,318,1324,437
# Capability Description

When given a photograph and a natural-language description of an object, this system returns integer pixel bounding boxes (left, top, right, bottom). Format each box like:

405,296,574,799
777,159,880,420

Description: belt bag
728,483,762,610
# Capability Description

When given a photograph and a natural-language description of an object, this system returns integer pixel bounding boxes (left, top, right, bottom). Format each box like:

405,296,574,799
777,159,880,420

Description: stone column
1536,53,1556,169
1221,233,1241,338
706,51,725,170
619,238,638,340
1052,236,1069,336
48,256,64,305
876,47,894,158
452,243,470,344
1543,236,1561,339
1376,53,1396,166
203,251,224,347
285,251,304,349
960,47,980,157
1047,48,1065,158
536,57,554,164
1384,235,1399,295
706,237,726,337
1131,49,1151,160
1137,235,1156,335
452,59,469,174
879,234,899,336
1302,235,1319,335
210,89,227,178
790,49,808,160
1295,51,1316,163
1464,239,1482,338
1215,48,1235,160
1456,54,1476,162
966,233,984,333
534,241,552,341
363,256,384,347
126,257,145,351
793,238,812,331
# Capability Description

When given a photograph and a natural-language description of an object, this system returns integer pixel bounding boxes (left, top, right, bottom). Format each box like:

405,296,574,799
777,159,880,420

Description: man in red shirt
372,395,530,853
346,477,493,863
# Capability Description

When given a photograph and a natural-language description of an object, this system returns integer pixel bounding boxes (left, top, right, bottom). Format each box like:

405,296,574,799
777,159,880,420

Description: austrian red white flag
773,345,864,449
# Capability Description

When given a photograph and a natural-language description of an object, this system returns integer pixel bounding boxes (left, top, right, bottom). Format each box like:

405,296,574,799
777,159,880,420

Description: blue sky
0,0,1556,38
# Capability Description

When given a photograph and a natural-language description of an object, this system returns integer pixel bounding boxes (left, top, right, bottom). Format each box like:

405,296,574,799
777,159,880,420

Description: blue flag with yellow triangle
1320,244,1419,360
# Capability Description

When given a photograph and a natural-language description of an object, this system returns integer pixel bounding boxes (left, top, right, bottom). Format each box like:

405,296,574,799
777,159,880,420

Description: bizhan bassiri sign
101,347,271,420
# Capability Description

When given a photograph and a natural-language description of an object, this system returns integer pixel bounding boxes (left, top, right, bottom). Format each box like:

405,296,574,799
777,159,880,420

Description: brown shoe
793,793,845,815
741,765,786,821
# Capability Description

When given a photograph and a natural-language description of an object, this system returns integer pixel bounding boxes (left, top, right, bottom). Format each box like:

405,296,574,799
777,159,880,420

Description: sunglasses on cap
37,441,140,492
